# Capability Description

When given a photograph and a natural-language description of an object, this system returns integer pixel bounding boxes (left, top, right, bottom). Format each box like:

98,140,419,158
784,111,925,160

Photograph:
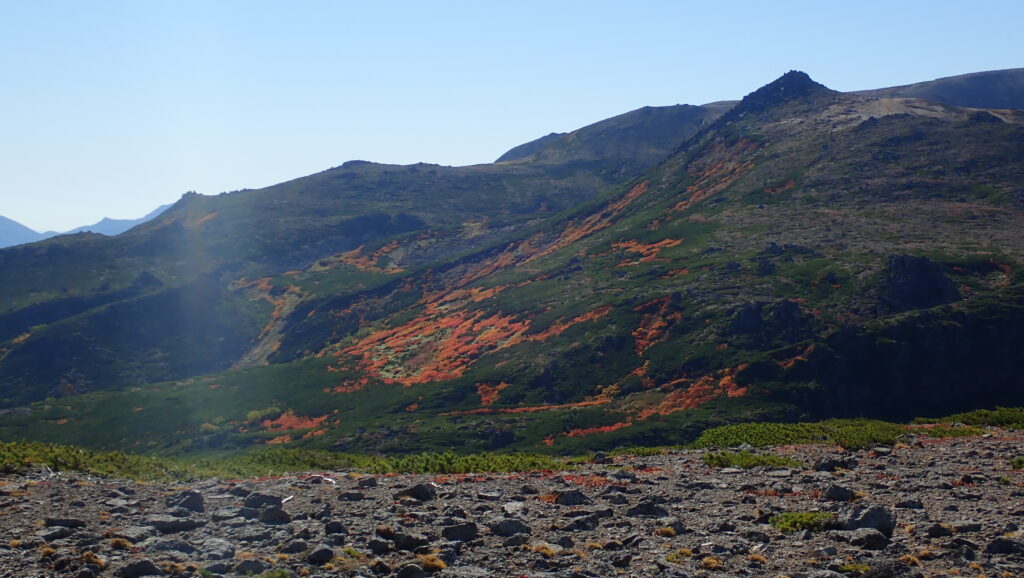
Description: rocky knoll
1,432,1022,577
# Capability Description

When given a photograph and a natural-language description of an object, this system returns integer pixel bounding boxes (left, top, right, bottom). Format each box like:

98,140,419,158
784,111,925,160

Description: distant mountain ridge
855,67,1024,109
1,67,1023,456
0,204,172,249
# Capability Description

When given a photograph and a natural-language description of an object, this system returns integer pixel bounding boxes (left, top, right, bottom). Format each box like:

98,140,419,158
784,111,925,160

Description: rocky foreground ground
1,431,1022,577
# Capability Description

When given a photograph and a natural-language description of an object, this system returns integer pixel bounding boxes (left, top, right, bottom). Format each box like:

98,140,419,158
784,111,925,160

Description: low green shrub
1010,457,1024,470
769,511,838,533
702,450,802,469
914,407,1024,428
692,419,903,450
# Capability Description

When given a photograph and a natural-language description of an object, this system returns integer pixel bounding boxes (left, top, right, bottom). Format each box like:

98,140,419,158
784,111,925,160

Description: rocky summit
2,431,1023,576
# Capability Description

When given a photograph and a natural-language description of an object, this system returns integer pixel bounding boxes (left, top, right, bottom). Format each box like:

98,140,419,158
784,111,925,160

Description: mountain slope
0,105,726,406
1,70,1023,454
0,216,46,248
63,203,173,236
856,67,1024,109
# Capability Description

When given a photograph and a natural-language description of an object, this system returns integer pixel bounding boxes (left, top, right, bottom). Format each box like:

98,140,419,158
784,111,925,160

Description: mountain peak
729,70,834,117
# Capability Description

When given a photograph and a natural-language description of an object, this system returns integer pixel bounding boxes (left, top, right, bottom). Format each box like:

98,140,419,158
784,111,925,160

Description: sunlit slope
0,104,724,405
3,71,1023,454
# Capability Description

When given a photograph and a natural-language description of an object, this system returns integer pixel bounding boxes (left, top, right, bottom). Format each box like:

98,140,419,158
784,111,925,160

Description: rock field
1,431,1023,577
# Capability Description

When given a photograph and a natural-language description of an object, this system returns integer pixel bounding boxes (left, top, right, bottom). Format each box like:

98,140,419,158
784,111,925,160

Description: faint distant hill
0,204,172,249
62,204,172,236
0,216,47,248
855,68,1024,109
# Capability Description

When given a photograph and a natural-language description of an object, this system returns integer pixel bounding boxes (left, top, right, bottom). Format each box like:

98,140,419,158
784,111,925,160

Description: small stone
843,504,896,537
325,520,347,534
115,559,165,577
396,563,427,578
393,531,431,551
281,540,308,553
234,559,269,574
243,492,283,509
258,505,292,525
198,538,234,560
813,456,857,472
849,528,890,550
442,522,479,542
894,498,923,509
626,498,669,517
338,491,365,501
395,482,438,501
165,490,204,512
554,489,591,506
307,545,336,564
925,522,953,538
144,514,205,533
147,538,195,553
490,518,532,537
822,484,855,502
985,537,1024,554
44,517,87,528
951,520,981,533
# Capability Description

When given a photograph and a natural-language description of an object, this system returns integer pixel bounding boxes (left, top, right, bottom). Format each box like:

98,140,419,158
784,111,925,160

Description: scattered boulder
394,482,438,502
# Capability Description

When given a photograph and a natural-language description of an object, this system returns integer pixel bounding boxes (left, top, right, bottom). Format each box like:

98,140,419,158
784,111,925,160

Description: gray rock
396,563,427,578
822,484,855,501
925,522,953,538
115,559,165,577
234,559,269,574
985,536,1024,554
258,504,292,525
44,517,86,528
307,545,335,564
281,539,308,553
110,526,156,542
325,519,347,534
813,456,857,471
394,482,438,501
951,520,981,533
146,538,195,553
338,490,365,501
490,517,532,536
561,513,600,532
243,492,283,509
197,537,234,560
393,531,431,551
843,504,896,537
442,522,479,542
849,527,890,550
144,515,205,533
38,526,74,540
554,489,592,506
626,498,670,517
164,490,204,513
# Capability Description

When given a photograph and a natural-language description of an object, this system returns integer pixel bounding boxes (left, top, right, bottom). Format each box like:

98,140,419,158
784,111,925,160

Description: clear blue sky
2,0,1021,232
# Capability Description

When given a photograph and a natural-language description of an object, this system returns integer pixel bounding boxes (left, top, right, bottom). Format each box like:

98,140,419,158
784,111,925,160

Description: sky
2,1,1022,233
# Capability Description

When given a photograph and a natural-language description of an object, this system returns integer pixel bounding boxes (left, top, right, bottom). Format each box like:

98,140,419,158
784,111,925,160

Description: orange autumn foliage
635,365,750,421
329,241,404,273
339,304,612,387
672,140,759,213
260,411,329,432
565,420,633,438
444,397,611,417
476,382,511,406
613,238,683,267
631,296,683,355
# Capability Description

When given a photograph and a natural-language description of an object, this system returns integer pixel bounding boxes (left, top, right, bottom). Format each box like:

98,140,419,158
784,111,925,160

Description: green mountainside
2,70,1023,455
